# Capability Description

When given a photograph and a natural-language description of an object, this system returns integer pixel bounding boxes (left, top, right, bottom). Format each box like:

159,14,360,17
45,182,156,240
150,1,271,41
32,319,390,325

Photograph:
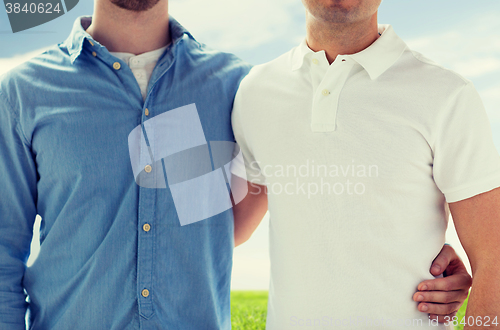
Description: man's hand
413,244,472,323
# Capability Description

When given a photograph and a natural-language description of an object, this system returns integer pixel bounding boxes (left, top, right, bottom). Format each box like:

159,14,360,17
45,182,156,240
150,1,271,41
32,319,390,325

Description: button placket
137,128,156,318
311,59,354,132
136,113,156,318
309,56,328,95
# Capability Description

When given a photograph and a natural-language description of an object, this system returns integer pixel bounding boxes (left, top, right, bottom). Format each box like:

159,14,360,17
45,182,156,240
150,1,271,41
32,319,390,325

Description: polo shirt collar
63,15,196,64
291,24,407,80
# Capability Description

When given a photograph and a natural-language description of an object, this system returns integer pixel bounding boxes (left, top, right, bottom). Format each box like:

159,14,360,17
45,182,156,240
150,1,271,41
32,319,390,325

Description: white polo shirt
231,25,500,329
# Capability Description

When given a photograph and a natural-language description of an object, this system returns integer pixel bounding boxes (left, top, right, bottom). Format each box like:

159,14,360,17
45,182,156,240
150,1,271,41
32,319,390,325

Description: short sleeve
433,81,500,203
230,83,267,186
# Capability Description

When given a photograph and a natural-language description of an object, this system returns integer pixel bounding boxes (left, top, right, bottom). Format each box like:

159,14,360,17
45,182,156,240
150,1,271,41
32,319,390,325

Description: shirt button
143,223,151,232
141,289,150,298
312,58,319,65
145,165,152,173
92,51,97,57
145,108,150,116
113,62,121,70
88,40,94,46
322,89,330,96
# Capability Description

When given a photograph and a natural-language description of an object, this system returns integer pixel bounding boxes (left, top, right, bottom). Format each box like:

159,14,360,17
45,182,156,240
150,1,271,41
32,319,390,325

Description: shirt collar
111,45,170,64
291,24,407,80
63,15,195,64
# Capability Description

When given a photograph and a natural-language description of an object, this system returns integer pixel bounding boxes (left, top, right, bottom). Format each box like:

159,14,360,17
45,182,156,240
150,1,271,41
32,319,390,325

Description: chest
244,80,436,188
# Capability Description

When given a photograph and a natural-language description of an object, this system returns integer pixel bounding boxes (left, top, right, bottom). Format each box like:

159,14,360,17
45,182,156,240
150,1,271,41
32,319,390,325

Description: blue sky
1,0,500,289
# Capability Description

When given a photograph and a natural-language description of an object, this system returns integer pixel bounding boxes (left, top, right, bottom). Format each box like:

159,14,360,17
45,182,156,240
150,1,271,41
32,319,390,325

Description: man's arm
0,91,37,329
232,175,267,246
448,187,500,328
414,244,472,322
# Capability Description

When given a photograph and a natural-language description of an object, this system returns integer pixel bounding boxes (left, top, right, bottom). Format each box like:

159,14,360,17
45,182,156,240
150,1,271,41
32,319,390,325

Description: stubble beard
110,0,161,12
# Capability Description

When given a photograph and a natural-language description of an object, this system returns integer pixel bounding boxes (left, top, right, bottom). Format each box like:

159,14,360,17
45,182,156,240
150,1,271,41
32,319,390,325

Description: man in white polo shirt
230,0,500,328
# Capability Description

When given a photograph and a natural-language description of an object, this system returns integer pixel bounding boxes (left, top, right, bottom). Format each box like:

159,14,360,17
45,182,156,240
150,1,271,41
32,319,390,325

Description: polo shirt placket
310,56,355,132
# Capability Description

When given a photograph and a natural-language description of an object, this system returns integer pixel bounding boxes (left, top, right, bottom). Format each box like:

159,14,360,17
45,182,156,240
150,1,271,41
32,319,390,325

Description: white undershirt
111,45,169,100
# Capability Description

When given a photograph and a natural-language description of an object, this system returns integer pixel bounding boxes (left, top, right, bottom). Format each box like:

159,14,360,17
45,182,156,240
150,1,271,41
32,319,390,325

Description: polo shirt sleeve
433,81,500,203
230,80,267,186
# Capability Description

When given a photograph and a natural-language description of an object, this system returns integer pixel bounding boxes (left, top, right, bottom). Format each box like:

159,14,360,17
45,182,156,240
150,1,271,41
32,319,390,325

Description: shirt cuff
229,153,247,180
443,173,500,203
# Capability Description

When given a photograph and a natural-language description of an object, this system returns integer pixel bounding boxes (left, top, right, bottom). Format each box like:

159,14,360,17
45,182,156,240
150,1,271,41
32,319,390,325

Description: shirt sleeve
0,91,37,328
432,81,500,203
230,81,267,186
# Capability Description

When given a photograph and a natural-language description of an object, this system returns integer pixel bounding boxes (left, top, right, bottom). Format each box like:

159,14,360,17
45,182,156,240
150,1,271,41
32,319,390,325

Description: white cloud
453,57,500,78
27,216,42,267
0,47,51,77
481,84,500,122
231,213,270,290
169,0,304,52
406,13,500,79
445,218,471,275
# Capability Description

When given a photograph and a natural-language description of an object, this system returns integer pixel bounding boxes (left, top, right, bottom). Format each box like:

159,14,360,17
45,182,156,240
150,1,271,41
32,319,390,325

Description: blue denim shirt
0,16,251,329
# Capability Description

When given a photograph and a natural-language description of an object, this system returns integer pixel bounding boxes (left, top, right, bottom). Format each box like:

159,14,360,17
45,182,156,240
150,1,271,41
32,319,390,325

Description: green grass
455,296,468,330
230,291,469,330
231,291,268,330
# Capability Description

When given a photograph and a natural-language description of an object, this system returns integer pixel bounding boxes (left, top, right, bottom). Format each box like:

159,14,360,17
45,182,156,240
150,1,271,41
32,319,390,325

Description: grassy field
455,297,468,330
231,291,469,330
231,291,268,330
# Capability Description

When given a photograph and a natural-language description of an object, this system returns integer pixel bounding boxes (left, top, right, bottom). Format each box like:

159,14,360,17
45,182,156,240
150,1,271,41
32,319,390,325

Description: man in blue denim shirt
0,0,251,328
0,0,472,329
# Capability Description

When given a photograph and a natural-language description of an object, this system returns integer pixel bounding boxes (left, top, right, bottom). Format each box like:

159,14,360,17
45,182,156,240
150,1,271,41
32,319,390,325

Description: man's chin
110,0,161,12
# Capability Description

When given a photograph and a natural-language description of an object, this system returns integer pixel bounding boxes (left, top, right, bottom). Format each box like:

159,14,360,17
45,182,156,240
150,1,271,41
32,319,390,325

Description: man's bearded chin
110,0,160,12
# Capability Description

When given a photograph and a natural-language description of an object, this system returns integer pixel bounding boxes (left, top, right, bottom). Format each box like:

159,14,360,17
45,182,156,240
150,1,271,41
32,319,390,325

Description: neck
86,0,171,54
305,12,379,64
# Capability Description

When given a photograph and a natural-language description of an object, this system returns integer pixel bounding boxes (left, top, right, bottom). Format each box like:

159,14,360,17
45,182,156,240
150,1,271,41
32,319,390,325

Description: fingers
430,245,456,276
417,301,462,316
416,245,470,324
417,272,472,292
413,290,468,305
